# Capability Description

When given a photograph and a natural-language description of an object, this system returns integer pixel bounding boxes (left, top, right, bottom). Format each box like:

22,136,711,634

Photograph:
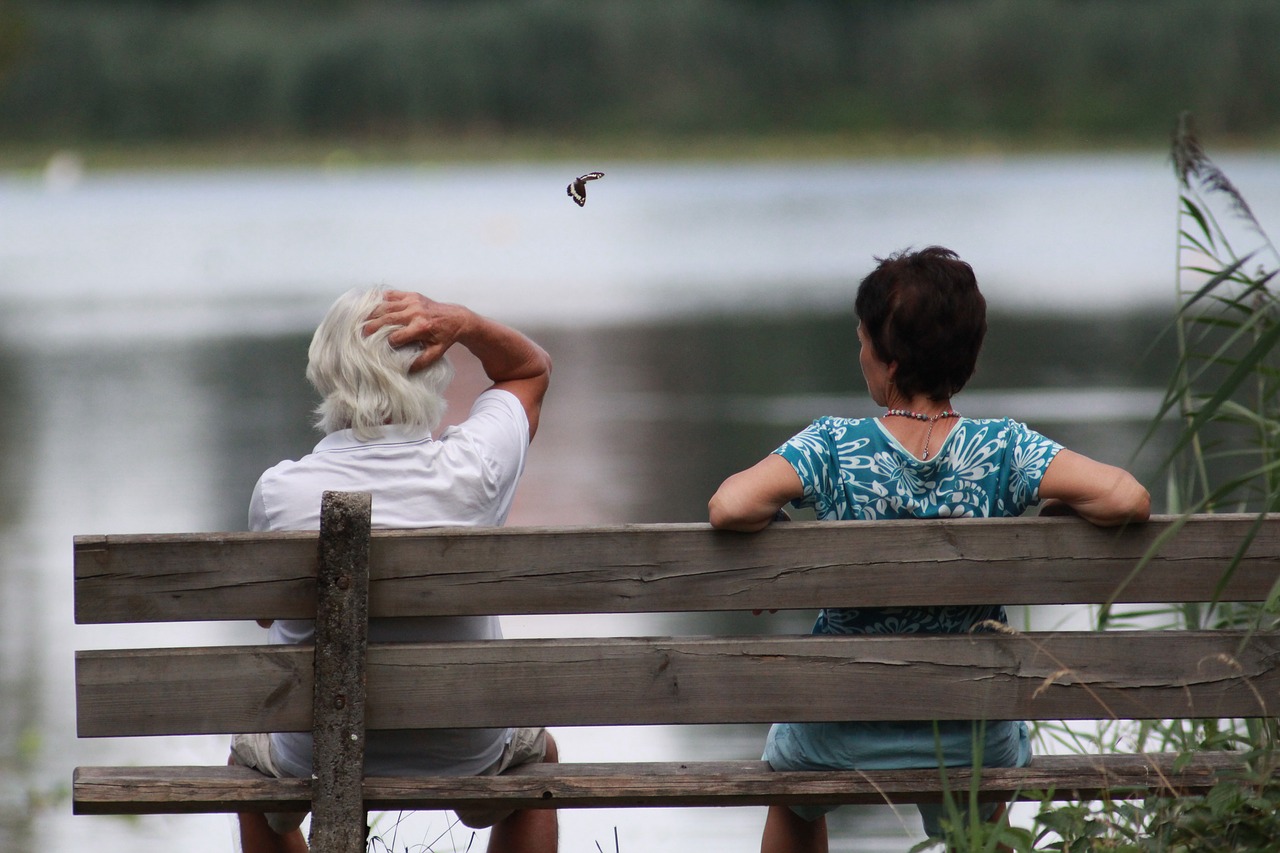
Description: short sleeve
248,478,269,532
773,419,839,515
457,388,530,463
436,388,531,513
1000,420,1063,511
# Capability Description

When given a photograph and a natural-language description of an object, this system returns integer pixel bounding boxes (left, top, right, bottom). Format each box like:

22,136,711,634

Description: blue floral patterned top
774,416,1062,636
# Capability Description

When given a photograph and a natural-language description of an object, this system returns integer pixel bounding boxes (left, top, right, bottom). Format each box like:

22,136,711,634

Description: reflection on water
0,304,1177,852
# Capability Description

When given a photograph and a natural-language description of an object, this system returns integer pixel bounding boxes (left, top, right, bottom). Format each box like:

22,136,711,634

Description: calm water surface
1,153,1272,852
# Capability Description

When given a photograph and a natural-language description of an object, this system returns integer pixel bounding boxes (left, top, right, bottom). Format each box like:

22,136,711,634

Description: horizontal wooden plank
75,531,317,624
74,765,310,815
77,644,311,737
76,631,1280,737
73,515,1280,624
73,752,1259,815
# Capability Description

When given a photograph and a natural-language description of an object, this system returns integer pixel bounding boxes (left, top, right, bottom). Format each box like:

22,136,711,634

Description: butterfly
567,171,604,207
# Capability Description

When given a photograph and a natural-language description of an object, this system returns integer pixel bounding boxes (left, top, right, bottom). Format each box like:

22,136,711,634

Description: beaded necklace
882,408,960,461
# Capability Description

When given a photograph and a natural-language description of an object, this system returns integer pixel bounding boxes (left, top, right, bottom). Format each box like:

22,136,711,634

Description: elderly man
229,288,556,853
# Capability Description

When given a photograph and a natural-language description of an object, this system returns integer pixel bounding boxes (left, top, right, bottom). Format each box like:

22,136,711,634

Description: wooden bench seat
74,751,1255,815
73,493,1280,848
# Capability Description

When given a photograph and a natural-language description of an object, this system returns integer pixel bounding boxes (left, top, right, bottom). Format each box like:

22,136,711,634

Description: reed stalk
1010,114,1280,853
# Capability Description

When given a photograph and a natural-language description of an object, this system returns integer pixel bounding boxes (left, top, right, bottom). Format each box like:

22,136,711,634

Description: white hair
306,286,454,439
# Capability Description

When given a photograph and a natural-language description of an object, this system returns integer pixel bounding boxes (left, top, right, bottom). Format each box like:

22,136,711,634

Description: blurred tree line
0,0,1277,145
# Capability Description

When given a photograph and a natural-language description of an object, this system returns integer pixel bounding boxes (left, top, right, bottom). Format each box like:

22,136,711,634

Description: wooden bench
74,492,1280,850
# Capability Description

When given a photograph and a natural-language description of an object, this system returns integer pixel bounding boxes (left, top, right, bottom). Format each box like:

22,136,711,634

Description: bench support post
309,491,372,853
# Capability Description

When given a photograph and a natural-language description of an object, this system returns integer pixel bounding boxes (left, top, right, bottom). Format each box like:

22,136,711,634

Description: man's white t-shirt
249,388,530,778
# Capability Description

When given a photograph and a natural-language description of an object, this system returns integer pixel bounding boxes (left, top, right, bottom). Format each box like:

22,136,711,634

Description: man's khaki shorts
229,727,550,834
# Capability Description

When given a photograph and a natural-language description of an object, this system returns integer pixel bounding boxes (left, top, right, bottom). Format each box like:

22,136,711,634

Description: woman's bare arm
1037,449,1151,526
709,454,805,532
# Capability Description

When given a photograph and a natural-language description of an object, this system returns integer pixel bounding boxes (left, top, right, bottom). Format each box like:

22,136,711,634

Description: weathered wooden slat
76,644,313,737
74,532,317,624
72,752,1260,815
74,765,311,814
73,515,1280,624
76,631,1280,737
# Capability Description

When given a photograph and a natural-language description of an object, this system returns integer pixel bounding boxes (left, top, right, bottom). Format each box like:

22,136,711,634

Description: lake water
1,152,1276,852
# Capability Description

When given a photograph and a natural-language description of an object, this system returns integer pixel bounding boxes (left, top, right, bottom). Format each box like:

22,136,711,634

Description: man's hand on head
364,289,549,438
363,290,471,372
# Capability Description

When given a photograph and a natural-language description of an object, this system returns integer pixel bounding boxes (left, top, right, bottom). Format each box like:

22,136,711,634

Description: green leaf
1181,195,1217,248
1180,253,1256,311
1165,322,1280,463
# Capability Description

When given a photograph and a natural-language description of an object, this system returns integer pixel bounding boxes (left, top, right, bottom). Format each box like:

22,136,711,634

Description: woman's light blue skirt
763,718,1032,839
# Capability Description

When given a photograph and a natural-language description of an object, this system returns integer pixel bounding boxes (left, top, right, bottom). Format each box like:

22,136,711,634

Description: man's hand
364,289,551,439
363,290,469,372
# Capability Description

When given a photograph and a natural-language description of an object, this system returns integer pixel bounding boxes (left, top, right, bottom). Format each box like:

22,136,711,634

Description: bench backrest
75,512,1280,740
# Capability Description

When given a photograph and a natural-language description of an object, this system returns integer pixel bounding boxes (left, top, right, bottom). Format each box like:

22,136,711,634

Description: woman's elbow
708,491,742,530
1126,480,1152,523
1098,473,1152,526
708,489,766,532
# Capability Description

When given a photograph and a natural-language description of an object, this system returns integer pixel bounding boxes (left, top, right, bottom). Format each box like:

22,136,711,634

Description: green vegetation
2,0,1280,152
1161,115,1280,522
923,115,1280,853
1002,115,1280,853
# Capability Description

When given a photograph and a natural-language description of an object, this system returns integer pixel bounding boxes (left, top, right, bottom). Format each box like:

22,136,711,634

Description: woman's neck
881,393,954,419
878,397,960,461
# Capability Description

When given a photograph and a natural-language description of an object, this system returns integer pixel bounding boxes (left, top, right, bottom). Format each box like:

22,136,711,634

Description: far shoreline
3,130,1277,175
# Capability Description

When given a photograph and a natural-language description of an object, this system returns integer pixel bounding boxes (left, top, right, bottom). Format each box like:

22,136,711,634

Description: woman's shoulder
957,416,1052,437
776,416,881,458
795,415,884,442
959,415,1016,427
805,415,879,431
950,417,1061,458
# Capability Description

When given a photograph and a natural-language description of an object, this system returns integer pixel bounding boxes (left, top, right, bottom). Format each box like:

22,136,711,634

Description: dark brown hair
854,246,986,400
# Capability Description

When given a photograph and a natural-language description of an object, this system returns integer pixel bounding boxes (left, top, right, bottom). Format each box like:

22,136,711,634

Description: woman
708,247,1150,852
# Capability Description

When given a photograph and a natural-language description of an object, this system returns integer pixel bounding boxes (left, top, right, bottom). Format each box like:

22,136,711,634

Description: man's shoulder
444,388,529,444
468,387,525,418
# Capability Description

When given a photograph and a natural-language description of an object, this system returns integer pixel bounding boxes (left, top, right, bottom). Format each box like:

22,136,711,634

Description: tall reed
1008,115,1280,853
1162,113,1280,522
